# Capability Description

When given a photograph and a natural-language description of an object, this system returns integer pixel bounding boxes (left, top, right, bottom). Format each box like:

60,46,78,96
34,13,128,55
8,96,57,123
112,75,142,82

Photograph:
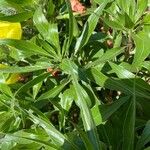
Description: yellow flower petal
0,21,22,39
5,73,21,84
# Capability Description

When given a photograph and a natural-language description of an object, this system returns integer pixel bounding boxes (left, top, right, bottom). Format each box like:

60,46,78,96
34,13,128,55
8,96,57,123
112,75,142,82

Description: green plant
0,0,150,150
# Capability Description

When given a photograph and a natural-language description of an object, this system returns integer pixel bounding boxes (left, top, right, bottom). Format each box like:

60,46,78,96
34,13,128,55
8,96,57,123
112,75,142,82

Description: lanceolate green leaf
36,38,58,59
2,0,36,6
132,28,150,69
0,11,33,22
116,0,132,14
0,0,23,12
94,0,112,5
120,77,136,150
122,81,136,150
59,86,74,112
37,79,70,101
74,125,94,150
33,8,60,55
103,17,124,30
91,101,102,126
1,130,58,149
86,68,150,99
75,1,108,54
136,120,150,150
124,13,134,29
109,62,135,78
104,78,150,99
86,67,108,87
15,73,50,95
65,0,73,50
100,96,129,121
0,83,13,98
67,60,100,150
33,8,49,38
28,112,76,149
136,0,148,21
86,47,124,68
142,61,150,71
109,62,150,93
0,65,51,73
0,39,51,57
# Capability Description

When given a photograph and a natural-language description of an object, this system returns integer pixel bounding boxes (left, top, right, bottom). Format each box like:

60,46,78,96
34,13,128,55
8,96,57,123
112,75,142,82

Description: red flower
47,67,61,77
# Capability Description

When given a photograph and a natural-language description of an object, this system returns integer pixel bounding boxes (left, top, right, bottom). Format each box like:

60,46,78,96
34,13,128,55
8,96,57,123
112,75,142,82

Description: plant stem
125,30,132,61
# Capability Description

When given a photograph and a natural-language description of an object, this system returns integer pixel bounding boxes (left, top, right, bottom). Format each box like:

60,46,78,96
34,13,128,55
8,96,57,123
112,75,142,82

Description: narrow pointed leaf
65,0,73,49
86,47,124,68
75,1,108,54
109,62,135,78
0,65,51,73
100,96,129,121
132,28,150,69
28,112,76,149
37,80,69,101
0,39,51,57
86,68,150,98
67,60,100,150
136,0,148,21
122,79,136,150
33,8,60,54
136,120,150,150
15,73,50,95
0,11,33,22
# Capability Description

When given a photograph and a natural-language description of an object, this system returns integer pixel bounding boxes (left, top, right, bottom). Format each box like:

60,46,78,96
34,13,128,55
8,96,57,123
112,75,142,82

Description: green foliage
0,0,150,150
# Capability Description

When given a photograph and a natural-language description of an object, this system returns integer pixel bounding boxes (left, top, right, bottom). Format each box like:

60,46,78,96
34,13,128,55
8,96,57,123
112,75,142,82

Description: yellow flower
0,22,22,84
0,21,22,39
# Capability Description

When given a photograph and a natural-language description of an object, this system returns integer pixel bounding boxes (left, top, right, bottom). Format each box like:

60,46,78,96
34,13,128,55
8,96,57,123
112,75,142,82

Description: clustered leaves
0,0,150,150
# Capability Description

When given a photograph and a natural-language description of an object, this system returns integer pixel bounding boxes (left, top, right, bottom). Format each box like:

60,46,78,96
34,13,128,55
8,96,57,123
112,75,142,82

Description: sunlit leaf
132,27,150,69
37,79,70,101
0,65,51,73
28,111,77,149
0,11,33,22
33,7,60,56
136,0,148,21
15,73,50,95
75,1,109,54
66,60,101,150
0,39,51,57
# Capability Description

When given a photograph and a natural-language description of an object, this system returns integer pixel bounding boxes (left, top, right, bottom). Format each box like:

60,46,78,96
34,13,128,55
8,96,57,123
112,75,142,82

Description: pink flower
70,0,86,14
